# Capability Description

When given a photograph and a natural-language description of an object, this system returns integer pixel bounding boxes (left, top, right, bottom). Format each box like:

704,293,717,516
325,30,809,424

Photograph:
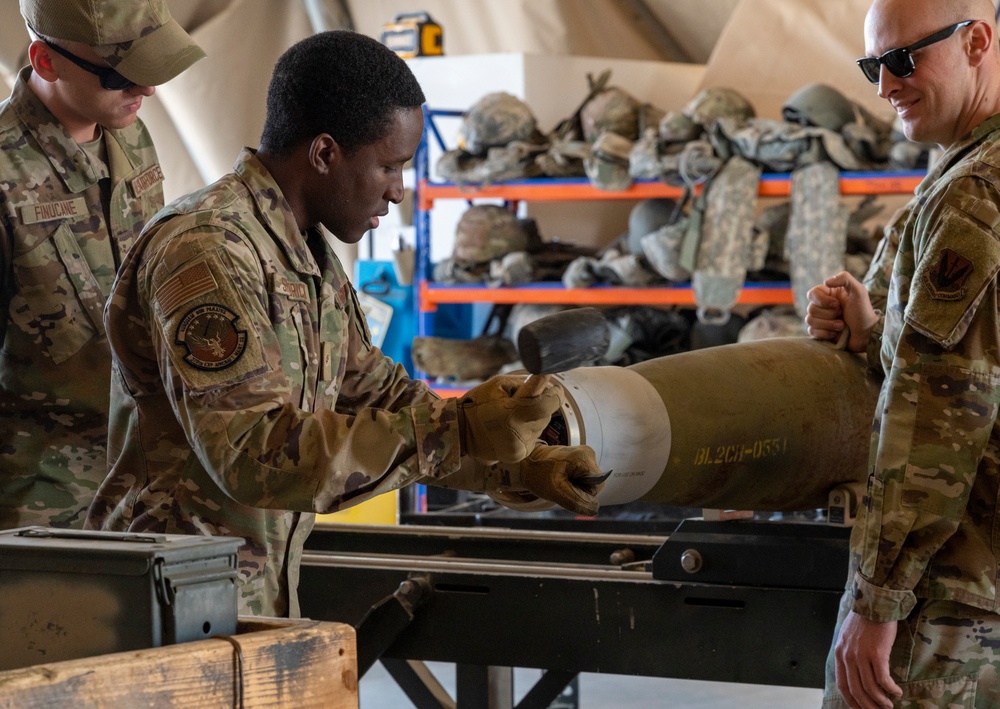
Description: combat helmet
580,86,641,142
626,198,678,255
460,92,537,156
453,205,533,264
782,83,857,132
659,110,701,144
683,87,755,129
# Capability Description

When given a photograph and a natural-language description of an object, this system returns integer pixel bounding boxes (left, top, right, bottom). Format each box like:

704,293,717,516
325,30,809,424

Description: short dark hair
260,30,426,155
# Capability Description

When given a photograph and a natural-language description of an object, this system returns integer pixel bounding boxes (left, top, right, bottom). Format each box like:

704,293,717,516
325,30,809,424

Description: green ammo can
0,526,243,670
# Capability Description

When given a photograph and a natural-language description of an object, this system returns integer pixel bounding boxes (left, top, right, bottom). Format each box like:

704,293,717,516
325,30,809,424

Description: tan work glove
490,445,606,517
458,374,560,464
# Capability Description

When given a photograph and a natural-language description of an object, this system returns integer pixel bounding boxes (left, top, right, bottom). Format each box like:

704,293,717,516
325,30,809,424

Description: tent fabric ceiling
0,0,739,201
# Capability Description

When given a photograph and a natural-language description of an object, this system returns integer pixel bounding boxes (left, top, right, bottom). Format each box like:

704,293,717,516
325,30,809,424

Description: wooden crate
0,618,357,708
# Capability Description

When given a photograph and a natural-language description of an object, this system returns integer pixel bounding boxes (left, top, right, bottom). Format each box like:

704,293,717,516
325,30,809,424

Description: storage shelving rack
412,107,924,369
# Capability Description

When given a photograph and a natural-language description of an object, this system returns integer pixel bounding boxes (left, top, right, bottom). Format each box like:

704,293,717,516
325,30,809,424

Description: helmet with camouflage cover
659,110,700,144
782,83,857,132
683,87,755,129
460,92,538,156
580,87,641,142
454,205,534,264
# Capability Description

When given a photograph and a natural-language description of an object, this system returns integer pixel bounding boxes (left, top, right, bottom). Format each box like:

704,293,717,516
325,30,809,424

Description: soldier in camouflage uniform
85,32,603,618
0,0,204,529
806,0,1000,706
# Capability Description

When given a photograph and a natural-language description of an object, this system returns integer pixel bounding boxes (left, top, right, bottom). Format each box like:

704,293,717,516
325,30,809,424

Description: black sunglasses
856,19,974,84
42,40,136,91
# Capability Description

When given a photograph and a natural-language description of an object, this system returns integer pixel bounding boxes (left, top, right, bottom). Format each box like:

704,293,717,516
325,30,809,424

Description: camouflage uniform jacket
86,148,463,617
0,67,164,529
851,113,1000,623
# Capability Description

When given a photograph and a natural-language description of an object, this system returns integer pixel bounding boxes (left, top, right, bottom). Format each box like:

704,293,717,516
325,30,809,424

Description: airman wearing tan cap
0,0,205,530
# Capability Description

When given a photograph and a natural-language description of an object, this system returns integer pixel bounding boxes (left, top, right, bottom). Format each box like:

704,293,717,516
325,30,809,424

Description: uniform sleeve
0,205,11,345
140,224,464,515
861,206,904,377
335,278,441,414
851,199,1000,622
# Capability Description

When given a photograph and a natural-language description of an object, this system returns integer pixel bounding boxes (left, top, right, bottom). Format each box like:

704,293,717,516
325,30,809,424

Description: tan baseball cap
20,0,206,86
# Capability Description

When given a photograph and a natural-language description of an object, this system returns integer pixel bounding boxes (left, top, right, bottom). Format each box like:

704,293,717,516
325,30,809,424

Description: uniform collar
918,113,1000,195
233,147,320,277
8,66,133,194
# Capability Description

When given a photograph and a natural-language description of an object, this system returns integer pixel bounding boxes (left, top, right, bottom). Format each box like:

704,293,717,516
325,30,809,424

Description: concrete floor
360,661,824,708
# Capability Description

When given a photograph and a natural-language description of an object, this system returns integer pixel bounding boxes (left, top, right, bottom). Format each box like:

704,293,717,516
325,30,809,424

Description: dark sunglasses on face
42,40,136,91
856,19,975,84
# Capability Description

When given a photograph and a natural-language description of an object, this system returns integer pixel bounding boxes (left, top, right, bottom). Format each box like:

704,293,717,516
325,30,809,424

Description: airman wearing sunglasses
805,0,1000,707
0,0,204,530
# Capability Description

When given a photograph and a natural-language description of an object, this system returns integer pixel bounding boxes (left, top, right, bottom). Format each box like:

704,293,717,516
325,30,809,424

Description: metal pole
301,0,353,34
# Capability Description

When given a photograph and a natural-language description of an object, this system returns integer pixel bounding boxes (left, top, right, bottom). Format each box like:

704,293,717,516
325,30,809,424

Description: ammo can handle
15,526,168,544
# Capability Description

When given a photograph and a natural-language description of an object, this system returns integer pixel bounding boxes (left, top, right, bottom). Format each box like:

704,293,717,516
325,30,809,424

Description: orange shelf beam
417,172,923,209
419,282,794,312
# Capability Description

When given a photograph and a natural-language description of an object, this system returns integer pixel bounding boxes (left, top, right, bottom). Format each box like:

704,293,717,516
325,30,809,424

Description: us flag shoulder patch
155,261,219,315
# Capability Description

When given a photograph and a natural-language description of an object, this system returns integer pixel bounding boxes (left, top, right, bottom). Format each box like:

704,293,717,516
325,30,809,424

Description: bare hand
834,611,903,709
805,272,878,353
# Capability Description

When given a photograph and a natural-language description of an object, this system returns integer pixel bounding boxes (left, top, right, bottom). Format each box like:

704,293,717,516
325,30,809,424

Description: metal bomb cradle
299,336,874,708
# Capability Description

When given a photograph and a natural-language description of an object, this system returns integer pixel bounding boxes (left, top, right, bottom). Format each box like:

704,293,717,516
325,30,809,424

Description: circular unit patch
175,304,248,370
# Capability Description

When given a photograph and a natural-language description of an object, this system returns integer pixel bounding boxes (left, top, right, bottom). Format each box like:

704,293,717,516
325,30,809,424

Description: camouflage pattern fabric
490,251,533,286
682,87,755,129
785,162,848,318
460,92,537,156
710,116,864,172
86,149,464,617
658,110,700,145
436,141,545,187
535,137,589,178
628,127,662,180
0,67,165,530
691,156,761,324
584,130,634,191
824,592,1000,707
641,220,691,282
453,204,531,264
579,86,640,142
825,113,1000,699
412,335,518,381
736,306,807,342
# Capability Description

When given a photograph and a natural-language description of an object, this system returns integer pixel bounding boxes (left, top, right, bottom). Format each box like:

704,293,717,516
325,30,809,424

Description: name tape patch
130,165,164,198
19,197,88,225
273,274,309,302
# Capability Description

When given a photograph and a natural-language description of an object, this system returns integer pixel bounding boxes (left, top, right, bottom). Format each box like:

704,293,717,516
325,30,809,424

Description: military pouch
629,127,663,180
785,162,848,318
641,218,692,282
585,131,634,192
692,156,762,324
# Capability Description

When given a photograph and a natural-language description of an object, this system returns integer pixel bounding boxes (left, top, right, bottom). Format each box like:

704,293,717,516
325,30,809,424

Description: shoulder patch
155,260,219,316
175,304,248,370
925,247,974,301
906,203,1000,348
